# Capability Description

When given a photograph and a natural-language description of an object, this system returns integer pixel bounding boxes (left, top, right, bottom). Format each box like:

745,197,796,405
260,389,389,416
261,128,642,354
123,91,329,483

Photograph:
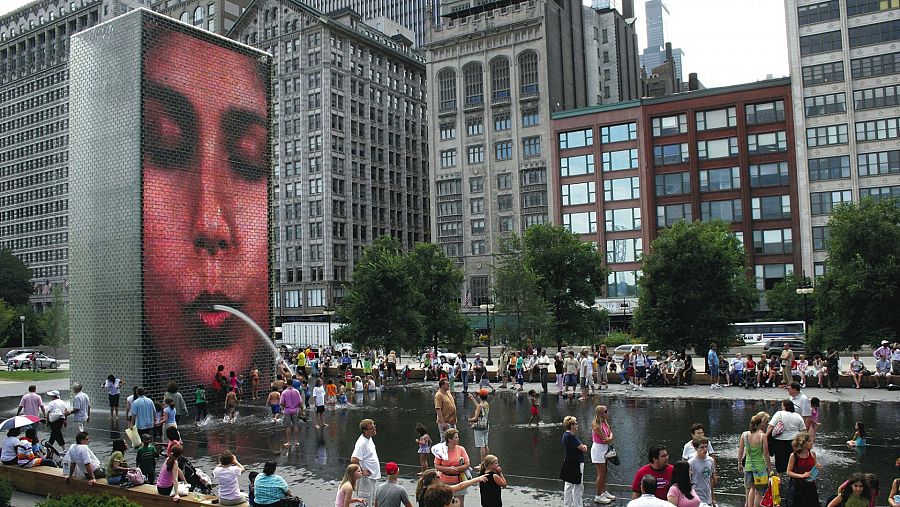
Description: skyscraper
300,0,430,46
639,0,683,83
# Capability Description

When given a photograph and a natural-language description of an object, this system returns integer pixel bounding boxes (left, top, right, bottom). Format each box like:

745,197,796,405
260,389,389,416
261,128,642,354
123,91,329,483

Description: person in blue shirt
129,388,156,437
707,345,721,389
254,460,296,505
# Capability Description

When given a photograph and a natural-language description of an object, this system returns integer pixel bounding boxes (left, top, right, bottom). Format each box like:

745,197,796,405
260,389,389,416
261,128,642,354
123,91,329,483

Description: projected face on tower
142,26,270,384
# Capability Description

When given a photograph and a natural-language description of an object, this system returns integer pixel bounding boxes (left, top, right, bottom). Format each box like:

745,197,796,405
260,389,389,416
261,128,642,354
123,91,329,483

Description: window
495,141,512,160
490,57,510,100
519,51,539,94
700,167,741,192
521,168,547,185
471,276,490,306
855,118,900,142
755,264,794,291
561,154,596,176
309,178,323,194
809,155,851,181
561,182,597,205
701,199,743,223
608,270,641,297
749,162,790,187
752,229,793,255
438,222,462,237
470,198,484,214
606,238,643,263
179,11,189,23
746,101,785,125
847,0,900,16
466,117,484,136
521,108,540,127
696,107,736,130
471,219,485,234
522,190,547,208
600,123,637,143
657,203,692,227
849,20,900,49
812,226,830,251
522,136,541,157
436,179,462,196
798,1,839,25
806,124,848,147
605,208,641,231
854,85,900,110
463,63,484,106
438,69,456,110
497,173,512,190
284,290,301,308
802,61,845,86
523,214,549,229
499,216,515,232
857,150,900,176
470,177,484,193
602,149,639,171
752,195,791,220
208,3,215,15
494,112,511,131
440,149,457,167
654,172,690,196
563,212,598,234
472,240,488,255
747,132,787,155
440,122,456,140
466,145,484,165
805,93,847,117
652,114,687,136
559,129,593,149
851,52,899,79
698,137,739,160
604,177,640,201
438,201,462,216
193,5,204,25
860,185,900,202
653,143,689,166
810,190,852,214
800,30,842,55
498,194,513,211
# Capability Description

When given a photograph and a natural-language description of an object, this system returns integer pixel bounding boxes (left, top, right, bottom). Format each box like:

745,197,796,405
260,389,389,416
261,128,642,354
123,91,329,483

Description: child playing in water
528,389,540,425
337,385,348,406
345,368,353,391
325,378,338,409
266,386,282,423
808,397,820,443
847,421,866,448
415,423,433,475
224,386,239,422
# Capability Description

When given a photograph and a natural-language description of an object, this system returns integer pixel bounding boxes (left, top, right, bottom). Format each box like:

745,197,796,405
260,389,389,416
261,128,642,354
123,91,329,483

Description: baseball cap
385,462,399,475
47,390,60,397
882,340,889,345
478,388,489,397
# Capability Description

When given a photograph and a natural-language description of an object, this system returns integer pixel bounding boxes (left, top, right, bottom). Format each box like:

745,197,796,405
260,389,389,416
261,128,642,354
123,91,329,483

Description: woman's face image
142,28,269,383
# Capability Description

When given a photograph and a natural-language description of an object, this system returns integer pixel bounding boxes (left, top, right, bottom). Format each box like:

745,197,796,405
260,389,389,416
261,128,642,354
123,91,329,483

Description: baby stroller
645,364,665,387
178,456,213,494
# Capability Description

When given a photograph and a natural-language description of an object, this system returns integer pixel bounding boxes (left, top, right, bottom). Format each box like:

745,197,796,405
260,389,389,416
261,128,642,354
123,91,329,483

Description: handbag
772,420,785,437
177,482,190,496
125,426,142,448
126,469,145,486
605,444,620,466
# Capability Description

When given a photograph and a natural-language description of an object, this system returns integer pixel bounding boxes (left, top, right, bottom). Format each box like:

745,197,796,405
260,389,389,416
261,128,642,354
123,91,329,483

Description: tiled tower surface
69,9,274,406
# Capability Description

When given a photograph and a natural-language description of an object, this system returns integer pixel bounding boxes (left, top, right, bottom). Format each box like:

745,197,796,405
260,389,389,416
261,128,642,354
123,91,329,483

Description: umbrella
0,415,40,431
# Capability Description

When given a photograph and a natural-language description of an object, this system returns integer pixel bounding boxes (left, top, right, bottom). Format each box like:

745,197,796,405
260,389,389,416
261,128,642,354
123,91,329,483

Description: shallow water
2,384,897,506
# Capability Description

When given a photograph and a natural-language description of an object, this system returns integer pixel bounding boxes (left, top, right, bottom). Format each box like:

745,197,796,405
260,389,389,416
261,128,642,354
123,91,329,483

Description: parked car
763,338,806,359
612,344,649,361
9,352,58,370
5,349,41,364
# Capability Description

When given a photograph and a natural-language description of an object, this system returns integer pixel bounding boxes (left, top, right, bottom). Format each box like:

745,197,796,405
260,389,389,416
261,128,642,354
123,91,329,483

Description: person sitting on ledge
66,431,106,485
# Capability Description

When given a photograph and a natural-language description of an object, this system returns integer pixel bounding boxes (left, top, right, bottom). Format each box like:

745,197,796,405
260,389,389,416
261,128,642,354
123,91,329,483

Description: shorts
285,413,300,426
590,442,608,464
564,374,577,387
316,405,325,413
530,406,539,416
745,471,768,490
108,394,120,408
636,366,647,378
474,429,489,448
270,404,281,414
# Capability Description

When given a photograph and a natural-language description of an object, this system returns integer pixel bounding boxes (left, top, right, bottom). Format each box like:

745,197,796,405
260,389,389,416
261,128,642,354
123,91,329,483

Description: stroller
645,364,666,387
179,456,214,494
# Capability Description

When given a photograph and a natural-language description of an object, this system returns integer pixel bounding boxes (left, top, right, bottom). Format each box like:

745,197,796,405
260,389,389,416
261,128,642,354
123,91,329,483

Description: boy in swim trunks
266,386,281,423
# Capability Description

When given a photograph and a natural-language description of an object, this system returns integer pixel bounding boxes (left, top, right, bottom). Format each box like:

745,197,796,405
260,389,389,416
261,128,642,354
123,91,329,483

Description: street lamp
479,303,495,365
795,283,814,334
620,299,630,331
323,308,335,349
19,315,25,348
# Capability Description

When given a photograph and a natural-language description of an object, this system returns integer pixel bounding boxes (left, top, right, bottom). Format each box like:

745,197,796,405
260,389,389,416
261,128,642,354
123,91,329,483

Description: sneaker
603,491,617,500
638,386,644,391
595,496,612,504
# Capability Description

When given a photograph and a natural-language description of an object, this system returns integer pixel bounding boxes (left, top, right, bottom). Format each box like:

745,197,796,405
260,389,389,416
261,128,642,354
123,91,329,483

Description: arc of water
212,304,295,375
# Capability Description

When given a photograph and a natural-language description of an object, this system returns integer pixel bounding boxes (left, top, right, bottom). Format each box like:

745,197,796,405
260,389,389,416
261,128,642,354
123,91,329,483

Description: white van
612,344,649,362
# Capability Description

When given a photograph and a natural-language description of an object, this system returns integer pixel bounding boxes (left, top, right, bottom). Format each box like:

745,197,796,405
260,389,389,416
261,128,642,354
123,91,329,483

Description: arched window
490,57,510,100
518,51,538,94
179,11,189,23
463,63,483,106
193,6,204,25
438,68,457,111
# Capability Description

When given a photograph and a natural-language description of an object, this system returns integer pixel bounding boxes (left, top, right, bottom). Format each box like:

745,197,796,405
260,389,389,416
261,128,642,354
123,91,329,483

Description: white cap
47,390,60,397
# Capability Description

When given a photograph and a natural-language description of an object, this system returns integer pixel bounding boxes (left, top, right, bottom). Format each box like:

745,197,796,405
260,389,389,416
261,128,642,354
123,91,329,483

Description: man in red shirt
631,445,673,500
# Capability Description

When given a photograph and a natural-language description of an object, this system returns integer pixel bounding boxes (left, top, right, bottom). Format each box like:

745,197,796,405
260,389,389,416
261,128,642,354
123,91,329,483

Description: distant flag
463,289,470,308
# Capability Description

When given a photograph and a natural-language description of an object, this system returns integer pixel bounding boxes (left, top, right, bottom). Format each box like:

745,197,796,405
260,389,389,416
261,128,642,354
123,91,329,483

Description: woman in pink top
590,405,615,504
667,461,701,507
434,428,471,507
335,464,366,507
157,444,186,502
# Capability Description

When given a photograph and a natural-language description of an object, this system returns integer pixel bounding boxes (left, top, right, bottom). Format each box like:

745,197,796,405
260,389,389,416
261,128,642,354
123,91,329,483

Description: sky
0,0,790,88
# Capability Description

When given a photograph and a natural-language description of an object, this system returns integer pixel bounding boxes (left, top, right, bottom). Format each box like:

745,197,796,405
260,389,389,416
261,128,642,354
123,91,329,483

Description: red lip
198,311,229,329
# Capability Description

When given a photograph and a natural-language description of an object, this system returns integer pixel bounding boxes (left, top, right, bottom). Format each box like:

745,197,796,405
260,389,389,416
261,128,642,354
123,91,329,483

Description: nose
193,143,234,256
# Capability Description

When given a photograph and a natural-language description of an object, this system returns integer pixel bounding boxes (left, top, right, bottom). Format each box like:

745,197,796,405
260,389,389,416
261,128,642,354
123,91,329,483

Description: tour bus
731,321,806,344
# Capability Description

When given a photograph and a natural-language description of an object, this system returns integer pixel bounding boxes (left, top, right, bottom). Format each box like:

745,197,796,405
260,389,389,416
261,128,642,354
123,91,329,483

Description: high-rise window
561,154,595,176
518,51,539,94
561,182,597,206
749,162,790,187
559,128,593,149
849,20,900,49
603,149,638,171
857,150,900,176
600,123,637,143
745,101,785,125
701,200,743,223
752,229,793,255
653,143,689,166
851,52,899,79
804,93,846,117
651,114,687,136
463,63,483,106
697,137,739,160
606,238,643,263
696,107,736,130
657,204,692,227
604,208,641,231
495,142,512,160
752,195,791,220
806,124,848,147
853,85,900,110
809,155,851,181
798,0,839,25
747,132,787,155
438,68,456,110
855,118,900,142
522,136,541,157
802,61,844,86
563,212,597,234
490,57,510,100
654,172,690,196
800,30,842,55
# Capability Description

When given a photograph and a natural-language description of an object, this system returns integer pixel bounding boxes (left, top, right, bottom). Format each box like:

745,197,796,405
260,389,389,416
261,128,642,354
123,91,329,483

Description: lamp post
620,299,629,331
323,308,335,349
479,303,495,365
795,283,814,334
19,315,25,348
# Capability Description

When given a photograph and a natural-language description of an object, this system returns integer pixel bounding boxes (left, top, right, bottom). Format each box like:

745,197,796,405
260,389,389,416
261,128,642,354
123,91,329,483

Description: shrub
0,475,12,507
37,494,142,507
602,331,637,348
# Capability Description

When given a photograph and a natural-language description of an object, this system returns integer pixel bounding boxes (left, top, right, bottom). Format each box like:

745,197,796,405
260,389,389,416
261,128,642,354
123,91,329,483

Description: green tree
0,249,32,307
408,242,470,353
39,286,69,356
765,272,813,322
815,198,900,350
0,299,15,348
491,234,552,348
633,220,757,354
522,224,608,348
0,304,40,348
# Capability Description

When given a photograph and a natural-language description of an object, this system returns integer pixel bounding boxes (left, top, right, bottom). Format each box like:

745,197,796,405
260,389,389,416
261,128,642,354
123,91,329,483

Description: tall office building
229,2,429,321
784,0,900,278
639,0,683,83
585,1,642,105
150,0,254,35
300,0,429,46
426,0,640,309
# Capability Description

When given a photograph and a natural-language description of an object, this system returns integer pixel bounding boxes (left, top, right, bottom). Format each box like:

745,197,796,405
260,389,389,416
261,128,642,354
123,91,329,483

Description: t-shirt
107,450,127,477
47,399,67,423
769,410,806,441
129,396,156,430
631,464,673,500
688,455,714,504
67,443,101,476
667,485,701,507
580,357,593,376
375,480,410,507
436,445,470,485
707,350,718,369
18,392,44,417
791,393,812,419
564,357,579,374
351,434,380,479
102,379,121,396
213,464,243,501
313,386,326,407
682,441,716,460
255,474,288,505
72,393,90,422
1,436,20,462
163,406,177,425
850,359,863,373
196,389,207,404
281,387,302,414
628,493,675,507
434,390,457,425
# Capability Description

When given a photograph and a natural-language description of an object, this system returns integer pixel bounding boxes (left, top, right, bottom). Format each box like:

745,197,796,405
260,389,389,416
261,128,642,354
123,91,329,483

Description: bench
0,465,245,506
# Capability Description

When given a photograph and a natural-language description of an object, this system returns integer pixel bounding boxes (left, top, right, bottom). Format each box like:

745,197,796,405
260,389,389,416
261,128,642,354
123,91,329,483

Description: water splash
211,304,295,376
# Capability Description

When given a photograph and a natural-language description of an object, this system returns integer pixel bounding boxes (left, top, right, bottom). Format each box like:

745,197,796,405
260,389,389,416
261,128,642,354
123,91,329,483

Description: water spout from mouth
212,304,294,375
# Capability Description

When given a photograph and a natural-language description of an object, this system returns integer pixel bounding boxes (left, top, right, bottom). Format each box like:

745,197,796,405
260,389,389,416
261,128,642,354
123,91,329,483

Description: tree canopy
491,234,552,348
765,272,812,322
633,220,757,353
815,198,900,349
0,249,32,307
